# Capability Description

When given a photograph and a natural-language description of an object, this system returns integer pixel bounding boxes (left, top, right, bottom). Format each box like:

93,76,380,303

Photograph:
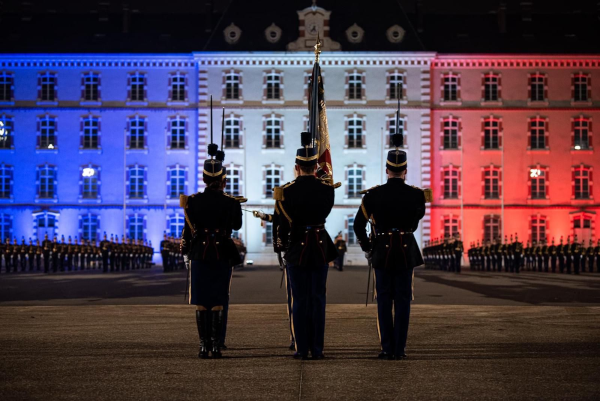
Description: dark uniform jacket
353,178,426,271
181,188,243,266
274,175,337,267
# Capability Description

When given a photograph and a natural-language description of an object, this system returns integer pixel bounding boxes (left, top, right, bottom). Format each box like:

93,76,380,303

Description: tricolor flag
308,51,333,183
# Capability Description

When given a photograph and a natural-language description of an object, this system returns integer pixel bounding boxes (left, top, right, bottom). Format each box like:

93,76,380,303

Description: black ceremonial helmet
203,143,226,182
386,133,407,173
296,132,318,167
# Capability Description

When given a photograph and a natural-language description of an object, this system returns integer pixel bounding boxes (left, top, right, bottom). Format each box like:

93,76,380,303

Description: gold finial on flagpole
314,32,322,63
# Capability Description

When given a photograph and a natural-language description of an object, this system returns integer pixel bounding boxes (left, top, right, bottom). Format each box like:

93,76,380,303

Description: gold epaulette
224,193,248,203
359,185,380,195
179,194,189,208
273,181,295,201
318,177,342,189
409,185,433,203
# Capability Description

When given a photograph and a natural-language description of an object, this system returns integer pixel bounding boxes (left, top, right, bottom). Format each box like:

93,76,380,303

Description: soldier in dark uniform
501,235,509,273
542,239,550,273
594,239,600,273
453,233,463,273
271,132,337,360
66,236,74,271
109,235,116,272
35,239,42,271
558,236,566,273
535,240,543,272
354,134,428,360
333,232,348,271
181,142,243,359
42,234,51,273
585,239,594,273
572,235,581,275
549,237,557,273
18,237,26,272
565,236,572,274
51,236,59,273
4,237,13,273
513,234,523,274
524,241,532,271
99,233,110,273
73,237,80,270
27,238,35,271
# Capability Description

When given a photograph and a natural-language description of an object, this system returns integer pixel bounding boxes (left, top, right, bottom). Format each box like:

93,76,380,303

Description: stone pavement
1,304,599,400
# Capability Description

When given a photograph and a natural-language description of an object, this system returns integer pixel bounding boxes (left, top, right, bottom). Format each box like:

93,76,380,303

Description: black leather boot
211,310,224,359
196,310,210,359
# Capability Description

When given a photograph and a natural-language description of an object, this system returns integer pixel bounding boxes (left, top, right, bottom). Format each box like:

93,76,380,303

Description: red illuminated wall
429,56,600,255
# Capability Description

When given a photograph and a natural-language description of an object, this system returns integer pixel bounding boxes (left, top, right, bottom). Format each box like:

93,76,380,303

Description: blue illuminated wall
0,54,199,256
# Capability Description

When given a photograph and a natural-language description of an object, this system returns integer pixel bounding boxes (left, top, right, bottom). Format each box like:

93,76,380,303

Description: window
483,166,501,199
81,165,99,199
529,117,547,150
0,72,14,101
529,73,546,102
347,71,363,100
347,166,364,198
128,214,145,240
347,216,356,245
529,168,547,199
482,117,501,150
0,163,13,198
264,166,280,198
265,222,273,245
39,72,57,101
573,74,590,102
226,166,241,196
346,115,364,148
0,214,12,241
224,71,240,100
224,115,241,148
443,166,460,199
573,117,591,150
0,115,14,149
37,164,57,199
168,166,186,199
443,215,459,239
483,73,500,102
128,72,146,102
388,72,404,100
531,216,546,243
442,117,460,150
128,116,146,149
483,215,501,243
169,116,187,149
38,115,57,149
128,165,146,199
80,214,99,242
572,214,593,243
265,71,282,100
82,72,100,101
264,116,282,148
35,213,57,240
169,73,187,102
442,73,460,102
81,116,100,149
168,214,185,238
387,115,406,147
573,166,592,199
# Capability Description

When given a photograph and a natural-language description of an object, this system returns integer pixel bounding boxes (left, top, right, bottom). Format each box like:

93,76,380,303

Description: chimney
498,1,507,34
122,3,129,34
416,0,424,33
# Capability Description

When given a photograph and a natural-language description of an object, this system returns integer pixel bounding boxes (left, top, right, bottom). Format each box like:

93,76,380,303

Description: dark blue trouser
374,267,413,356
220,268,234,345
287,264,328,356
285,268,294,342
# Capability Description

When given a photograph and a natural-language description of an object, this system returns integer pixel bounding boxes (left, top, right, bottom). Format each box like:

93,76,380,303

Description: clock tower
287,2,341,51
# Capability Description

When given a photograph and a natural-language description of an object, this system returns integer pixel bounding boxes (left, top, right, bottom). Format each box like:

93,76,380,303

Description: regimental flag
308,57,333,183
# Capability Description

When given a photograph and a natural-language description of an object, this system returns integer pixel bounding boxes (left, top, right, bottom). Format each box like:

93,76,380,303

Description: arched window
127,165,146,199
346,115,364,148
442,117,460,150
482,117,501,150
224,115,241,148
0,115,14,149
572,165,592,199
38,72,57,101
169,116,187,149
528,117,548,150
264,116,282,148
572,117,591,150
82,72,100,101
169,72,187,102
128,214,145,240
530,215,546,243
483,215,501,243
442,166,460,199
226,166,241,196
37,164,57,199
81,165,100,199
265,71,282,100
224,70,241,100
347,166,364,198
443,215,460,239
0,72,14,101
264,165,281,198
0,213,12,241
128,116,147,149
128,72,146,102
483,166,501,199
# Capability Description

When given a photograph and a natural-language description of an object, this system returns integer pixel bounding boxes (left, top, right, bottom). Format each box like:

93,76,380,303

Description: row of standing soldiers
470,235,600,274
423,233,464,272
0,233,154,274
160,233,185,272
